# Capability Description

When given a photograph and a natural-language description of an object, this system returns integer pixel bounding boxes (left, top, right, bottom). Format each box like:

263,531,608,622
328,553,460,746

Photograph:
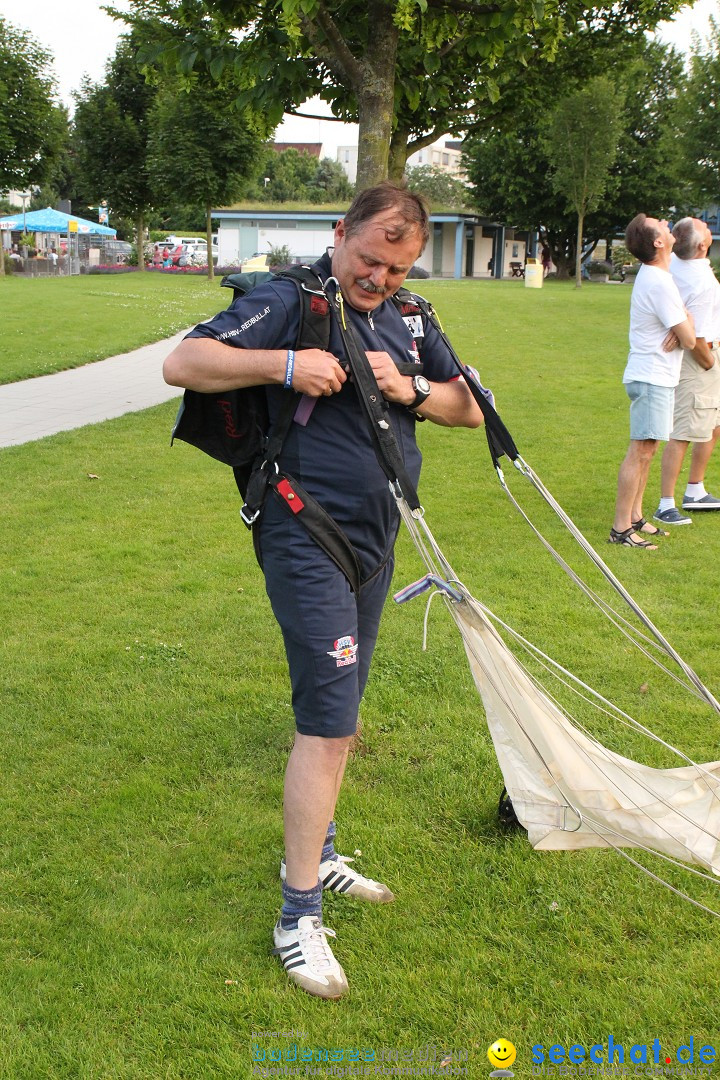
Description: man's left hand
365,351,415,405
662,329,680,352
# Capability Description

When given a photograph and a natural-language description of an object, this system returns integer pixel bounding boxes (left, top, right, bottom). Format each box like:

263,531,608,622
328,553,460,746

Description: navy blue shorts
259,512,394,738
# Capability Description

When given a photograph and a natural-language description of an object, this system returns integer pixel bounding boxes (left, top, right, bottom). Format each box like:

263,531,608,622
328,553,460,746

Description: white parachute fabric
452,592,720,875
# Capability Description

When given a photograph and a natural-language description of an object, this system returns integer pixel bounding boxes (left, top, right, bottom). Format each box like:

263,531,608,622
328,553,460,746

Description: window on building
442,153,449,166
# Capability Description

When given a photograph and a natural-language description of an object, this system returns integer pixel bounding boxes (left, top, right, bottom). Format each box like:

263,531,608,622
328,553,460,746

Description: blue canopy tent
0,207,116,235
1,208,117,275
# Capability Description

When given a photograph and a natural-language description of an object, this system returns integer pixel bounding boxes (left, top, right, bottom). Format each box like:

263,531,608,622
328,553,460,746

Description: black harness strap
327,283,422,512
396,288,520,469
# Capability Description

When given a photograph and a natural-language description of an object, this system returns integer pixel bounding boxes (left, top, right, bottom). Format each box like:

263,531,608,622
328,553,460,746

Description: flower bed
88,263,251,276
144,264,245,275
87,264,137,274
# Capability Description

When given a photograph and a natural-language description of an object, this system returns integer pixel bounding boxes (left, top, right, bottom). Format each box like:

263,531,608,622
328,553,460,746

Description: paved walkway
0,331,187,449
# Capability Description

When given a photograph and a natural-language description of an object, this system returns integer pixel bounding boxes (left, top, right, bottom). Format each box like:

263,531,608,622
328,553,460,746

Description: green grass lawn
2,279,720,1077
1,272,228,384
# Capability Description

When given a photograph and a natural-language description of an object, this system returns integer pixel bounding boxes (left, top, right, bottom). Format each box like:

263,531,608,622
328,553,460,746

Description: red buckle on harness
276,477,305,513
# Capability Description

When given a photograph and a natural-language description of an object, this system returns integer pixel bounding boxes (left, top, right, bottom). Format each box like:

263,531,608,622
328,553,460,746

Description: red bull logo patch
328,635,358,667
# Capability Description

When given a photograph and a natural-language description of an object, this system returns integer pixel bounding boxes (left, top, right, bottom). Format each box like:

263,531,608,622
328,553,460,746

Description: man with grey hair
654,216,720,526
610,214,695,548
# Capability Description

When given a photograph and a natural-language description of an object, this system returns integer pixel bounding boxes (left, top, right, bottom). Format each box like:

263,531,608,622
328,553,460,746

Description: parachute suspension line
500,477,686,661
497,457,720,716
446,604,592,830
397,498,457,583
472,597,720,786
396,496,720,903
582,816,720,889
579,819,720,919
453,596,720,849
400,493,703,762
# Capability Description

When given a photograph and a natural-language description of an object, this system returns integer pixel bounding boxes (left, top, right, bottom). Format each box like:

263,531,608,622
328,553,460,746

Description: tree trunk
206,202,214,282
136,212,145,272
575,212,583,289
356,88,396,190
0,244,5,277
354,1,398,190
388,129,409,183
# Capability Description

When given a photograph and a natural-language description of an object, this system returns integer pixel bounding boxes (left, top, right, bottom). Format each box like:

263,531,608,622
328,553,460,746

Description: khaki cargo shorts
670,346,720,442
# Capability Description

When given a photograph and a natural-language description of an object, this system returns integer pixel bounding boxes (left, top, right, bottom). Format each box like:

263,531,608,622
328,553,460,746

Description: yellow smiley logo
488,1040,517,1070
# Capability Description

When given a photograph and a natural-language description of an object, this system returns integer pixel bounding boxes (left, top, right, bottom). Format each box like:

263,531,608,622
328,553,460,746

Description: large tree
73,32,157,269
0,18,67,193
543,76,623,287
112,0,687,191
147,79,263,278
678,16,720,207
464,35,688,277
0,17,68,276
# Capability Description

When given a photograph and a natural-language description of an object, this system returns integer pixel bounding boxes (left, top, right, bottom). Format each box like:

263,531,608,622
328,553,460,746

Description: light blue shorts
626,381,675,441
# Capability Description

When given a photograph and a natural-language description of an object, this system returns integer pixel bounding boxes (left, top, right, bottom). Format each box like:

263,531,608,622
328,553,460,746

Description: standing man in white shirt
610,214,695,548
654,217,720,526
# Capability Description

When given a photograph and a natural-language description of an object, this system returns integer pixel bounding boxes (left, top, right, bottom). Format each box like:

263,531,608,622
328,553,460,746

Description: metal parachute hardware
393,295,720,918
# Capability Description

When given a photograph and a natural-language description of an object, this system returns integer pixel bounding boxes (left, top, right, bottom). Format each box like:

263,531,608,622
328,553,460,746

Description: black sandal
632,517,668,537
608,526,657,549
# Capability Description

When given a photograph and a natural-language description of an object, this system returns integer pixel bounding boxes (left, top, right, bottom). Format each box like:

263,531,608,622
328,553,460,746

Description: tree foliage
112,0,687,191
679,17,720,207
244,148,354,203
0,17,67,195
405,165,470,209
464,33,687,277
543,76,623,286
73,32,157,268
147,79,263,277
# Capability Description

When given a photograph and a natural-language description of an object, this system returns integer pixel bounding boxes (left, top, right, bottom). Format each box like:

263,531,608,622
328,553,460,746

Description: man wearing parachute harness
163,183,485,999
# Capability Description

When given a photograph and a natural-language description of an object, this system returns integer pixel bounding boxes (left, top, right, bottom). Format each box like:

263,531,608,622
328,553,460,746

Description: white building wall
218,220,337,265
408,142,464,178
218,225,244,265
257,225,334,258
474,234,493,277
502,237,526,277
336,146,358,185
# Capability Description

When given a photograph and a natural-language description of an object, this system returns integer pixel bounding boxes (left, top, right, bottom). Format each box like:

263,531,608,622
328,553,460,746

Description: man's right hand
292,350,347,397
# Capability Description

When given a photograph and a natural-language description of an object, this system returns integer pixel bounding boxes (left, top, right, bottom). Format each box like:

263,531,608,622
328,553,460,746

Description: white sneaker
272,916,348,999
281,855,394,903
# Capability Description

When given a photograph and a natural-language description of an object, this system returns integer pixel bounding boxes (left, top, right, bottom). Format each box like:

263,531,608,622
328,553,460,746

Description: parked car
162,235,218,262
104,240,133,264
177,242,216,266
162,234,217,248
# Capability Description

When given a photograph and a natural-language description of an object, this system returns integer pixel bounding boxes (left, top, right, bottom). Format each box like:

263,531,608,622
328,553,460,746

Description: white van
163,235,218,248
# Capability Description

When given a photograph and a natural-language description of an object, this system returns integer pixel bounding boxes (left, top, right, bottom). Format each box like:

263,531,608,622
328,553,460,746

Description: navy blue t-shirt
187,256,458,572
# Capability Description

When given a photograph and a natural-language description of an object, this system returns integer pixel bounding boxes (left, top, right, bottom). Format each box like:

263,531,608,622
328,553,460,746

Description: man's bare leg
688,428,720,483
660,438,689,499
613,439,659,534
283,733,352,890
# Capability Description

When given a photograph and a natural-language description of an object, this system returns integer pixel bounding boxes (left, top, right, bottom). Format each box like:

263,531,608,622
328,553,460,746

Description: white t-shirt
670,252,720,342
623,263,687,387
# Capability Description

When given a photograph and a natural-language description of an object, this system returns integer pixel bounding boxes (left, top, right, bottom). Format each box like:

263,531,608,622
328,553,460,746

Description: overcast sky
1,0,717,146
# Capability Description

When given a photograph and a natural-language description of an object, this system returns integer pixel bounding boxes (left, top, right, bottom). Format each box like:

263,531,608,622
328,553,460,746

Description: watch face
414,376,431,394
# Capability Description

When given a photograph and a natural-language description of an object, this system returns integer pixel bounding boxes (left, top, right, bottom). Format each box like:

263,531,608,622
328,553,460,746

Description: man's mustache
357,278,387,296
